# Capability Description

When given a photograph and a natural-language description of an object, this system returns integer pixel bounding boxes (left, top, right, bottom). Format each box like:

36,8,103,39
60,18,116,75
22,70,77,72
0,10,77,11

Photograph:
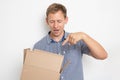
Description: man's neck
50,31,64,42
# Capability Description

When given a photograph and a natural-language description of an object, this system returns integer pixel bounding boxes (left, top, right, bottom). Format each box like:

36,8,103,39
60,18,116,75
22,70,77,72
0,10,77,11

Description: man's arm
62,32,108,60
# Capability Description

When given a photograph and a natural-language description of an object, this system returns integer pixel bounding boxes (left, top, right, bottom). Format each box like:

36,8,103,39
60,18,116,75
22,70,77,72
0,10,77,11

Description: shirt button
63,51,66,54
61,76,64,80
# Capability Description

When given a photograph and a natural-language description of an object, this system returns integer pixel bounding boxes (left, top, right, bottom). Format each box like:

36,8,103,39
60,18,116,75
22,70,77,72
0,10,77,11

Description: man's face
46,10,68,37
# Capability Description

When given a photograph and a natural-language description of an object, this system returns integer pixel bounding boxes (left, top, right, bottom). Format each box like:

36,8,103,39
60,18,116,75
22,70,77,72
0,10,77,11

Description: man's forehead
47,11,64,17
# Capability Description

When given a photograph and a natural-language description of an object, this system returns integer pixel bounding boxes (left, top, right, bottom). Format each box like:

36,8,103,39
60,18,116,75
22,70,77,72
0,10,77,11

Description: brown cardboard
21,49,64,80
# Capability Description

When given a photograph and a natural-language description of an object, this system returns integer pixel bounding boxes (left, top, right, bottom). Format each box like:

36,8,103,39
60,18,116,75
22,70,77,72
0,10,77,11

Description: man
33,3,108,80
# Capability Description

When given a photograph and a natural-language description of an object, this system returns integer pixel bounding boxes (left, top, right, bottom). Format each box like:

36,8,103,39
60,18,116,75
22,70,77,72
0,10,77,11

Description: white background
0,0,120,80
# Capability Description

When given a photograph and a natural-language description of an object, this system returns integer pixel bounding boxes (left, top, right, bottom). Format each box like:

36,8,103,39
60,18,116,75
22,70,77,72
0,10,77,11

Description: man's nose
53,22,58,28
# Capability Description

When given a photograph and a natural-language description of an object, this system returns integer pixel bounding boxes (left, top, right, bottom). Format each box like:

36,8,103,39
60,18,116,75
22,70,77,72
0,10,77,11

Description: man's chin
53,32,60,37
53,34,60,37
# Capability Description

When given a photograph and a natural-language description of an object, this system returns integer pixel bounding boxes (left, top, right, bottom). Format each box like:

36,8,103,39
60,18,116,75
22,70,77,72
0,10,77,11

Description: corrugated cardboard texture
21,49,64,80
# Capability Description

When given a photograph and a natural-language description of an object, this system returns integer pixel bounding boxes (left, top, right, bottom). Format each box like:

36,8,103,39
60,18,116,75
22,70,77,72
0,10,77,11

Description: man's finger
62,37,69,46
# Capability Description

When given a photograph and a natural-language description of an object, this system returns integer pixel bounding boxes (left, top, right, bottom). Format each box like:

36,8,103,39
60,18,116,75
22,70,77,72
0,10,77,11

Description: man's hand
62,32,108,60
62,32,84,45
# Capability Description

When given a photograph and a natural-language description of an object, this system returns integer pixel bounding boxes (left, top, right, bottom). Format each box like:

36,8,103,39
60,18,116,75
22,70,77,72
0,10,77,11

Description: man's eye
58,20,62,23
49,21,54,23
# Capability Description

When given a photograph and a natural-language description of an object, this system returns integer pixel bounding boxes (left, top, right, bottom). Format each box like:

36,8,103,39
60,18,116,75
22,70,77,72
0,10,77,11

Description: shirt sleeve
33,40,43,50
79,40,90,55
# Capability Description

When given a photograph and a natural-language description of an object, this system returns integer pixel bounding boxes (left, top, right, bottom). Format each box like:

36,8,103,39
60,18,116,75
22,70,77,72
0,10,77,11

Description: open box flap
24,49,64,73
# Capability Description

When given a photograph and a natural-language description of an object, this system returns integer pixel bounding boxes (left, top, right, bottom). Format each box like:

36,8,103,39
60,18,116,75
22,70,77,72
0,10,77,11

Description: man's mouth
54,30,59,32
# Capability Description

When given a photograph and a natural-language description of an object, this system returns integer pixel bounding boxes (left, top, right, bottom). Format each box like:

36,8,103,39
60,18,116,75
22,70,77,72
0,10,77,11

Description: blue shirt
33,32,90,80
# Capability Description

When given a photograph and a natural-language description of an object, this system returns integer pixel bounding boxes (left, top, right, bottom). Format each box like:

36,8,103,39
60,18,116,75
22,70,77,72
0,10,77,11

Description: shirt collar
47,31,69,44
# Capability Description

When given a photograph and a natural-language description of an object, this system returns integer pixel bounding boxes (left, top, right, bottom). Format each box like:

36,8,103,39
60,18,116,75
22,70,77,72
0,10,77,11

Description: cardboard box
21,48,64,80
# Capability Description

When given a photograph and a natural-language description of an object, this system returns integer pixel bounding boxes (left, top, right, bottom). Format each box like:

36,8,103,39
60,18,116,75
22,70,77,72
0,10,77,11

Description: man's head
46,3,67,18
46,3,68,38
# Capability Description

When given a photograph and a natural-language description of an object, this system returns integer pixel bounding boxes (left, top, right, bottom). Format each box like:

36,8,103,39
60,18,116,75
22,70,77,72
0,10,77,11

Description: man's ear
65,17,68,24
46,17,49,25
